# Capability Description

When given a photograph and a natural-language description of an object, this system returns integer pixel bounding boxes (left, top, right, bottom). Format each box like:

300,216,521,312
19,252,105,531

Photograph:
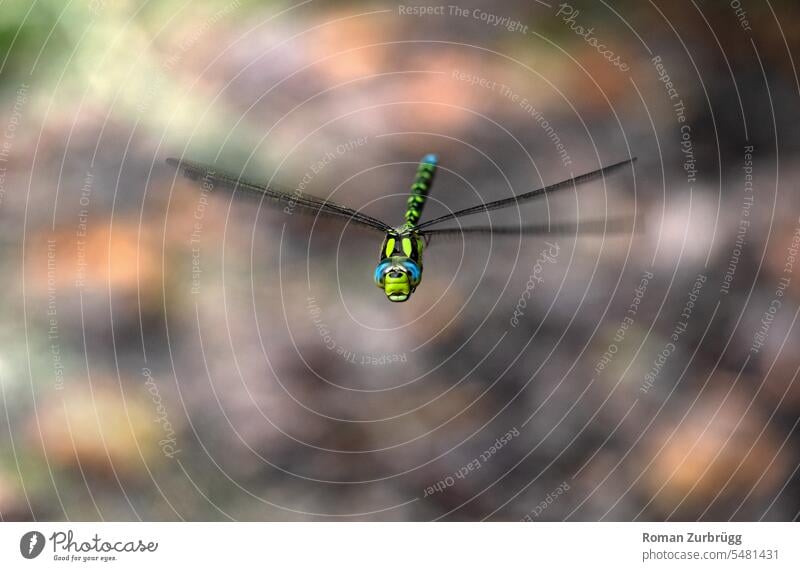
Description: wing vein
413,157,636,231
166,157,393,233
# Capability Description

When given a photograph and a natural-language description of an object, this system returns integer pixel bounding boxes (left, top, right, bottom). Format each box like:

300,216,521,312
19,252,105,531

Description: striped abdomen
404,154,438,227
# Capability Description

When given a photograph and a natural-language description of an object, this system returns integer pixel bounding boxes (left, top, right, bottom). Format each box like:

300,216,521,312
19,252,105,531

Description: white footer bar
1,522,797,570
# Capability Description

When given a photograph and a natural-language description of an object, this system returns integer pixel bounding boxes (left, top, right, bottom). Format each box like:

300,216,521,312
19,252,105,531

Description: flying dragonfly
167,154,637,302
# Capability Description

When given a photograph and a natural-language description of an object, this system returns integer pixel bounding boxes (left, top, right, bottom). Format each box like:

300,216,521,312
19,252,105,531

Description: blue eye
401,260,421,284
374,261,392,284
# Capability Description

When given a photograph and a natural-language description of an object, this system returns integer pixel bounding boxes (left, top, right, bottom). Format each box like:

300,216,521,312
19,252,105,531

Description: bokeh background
1,0,799,521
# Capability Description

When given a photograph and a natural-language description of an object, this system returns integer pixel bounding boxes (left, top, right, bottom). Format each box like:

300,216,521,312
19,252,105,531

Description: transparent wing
421,218,640,244
413,157,636,231
166,157,393,233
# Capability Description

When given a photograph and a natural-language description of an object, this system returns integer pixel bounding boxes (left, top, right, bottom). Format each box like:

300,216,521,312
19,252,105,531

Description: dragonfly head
374,257,422,302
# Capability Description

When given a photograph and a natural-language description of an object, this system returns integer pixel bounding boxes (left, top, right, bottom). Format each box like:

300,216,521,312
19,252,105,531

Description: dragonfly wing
420,217,641,244
414,157,636,231
166,157,393,233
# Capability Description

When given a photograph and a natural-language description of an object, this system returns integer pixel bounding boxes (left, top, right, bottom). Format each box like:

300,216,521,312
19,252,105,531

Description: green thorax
380,231,425,265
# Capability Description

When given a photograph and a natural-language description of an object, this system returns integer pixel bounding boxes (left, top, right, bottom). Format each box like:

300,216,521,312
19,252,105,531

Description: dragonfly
167,154,636,302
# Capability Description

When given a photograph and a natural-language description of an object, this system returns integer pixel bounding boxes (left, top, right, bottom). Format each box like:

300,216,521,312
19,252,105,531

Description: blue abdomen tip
422,153,438,165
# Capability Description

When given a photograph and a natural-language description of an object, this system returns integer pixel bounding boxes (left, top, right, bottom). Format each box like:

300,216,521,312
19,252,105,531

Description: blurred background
0,0,799,521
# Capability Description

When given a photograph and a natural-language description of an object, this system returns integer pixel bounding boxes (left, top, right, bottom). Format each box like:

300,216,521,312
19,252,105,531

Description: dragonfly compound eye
400,260,422,285
373,261,393,287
